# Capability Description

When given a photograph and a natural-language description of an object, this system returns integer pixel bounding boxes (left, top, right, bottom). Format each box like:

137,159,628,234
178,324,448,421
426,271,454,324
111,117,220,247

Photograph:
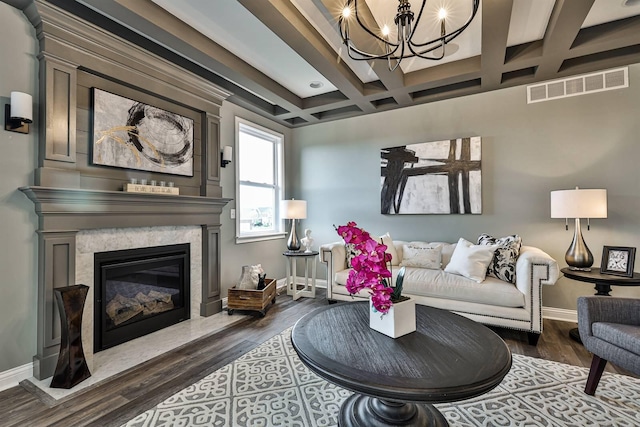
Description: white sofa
320,240,560,345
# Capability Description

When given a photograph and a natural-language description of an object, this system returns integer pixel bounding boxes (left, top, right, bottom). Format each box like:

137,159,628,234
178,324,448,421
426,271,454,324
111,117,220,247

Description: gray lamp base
287,219,301,251
565,218,594,271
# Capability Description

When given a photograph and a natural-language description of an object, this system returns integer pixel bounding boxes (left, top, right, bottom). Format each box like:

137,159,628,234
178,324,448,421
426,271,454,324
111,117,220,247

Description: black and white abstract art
381,137,482,214
92,88,194,176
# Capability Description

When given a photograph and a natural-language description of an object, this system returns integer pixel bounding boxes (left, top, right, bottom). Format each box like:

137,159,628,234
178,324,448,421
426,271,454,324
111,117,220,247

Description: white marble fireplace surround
24,226,248,403
77,225,203,368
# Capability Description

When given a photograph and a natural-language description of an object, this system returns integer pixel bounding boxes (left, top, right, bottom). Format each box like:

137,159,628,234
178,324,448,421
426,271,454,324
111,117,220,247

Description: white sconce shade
550,189,607,219
10,91,33,122
221,145,233,167
5,91,33,134
281,199,307,219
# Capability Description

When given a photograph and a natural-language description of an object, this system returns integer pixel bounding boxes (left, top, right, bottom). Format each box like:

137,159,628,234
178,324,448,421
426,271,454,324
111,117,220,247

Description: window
235,117,284,242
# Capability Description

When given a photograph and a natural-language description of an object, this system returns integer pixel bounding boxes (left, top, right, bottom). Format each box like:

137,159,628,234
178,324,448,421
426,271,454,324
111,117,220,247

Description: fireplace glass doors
94,244,190,352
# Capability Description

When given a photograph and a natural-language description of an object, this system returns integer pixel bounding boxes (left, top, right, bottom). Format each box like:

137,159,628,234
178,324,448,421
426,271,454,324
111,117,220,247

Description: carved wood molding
21,186,232,231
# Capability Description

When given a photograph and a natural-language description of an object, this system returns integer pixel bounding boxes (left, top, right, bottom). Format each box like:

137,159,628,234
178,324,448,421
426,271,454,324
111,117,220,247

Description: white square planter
369,298,416,338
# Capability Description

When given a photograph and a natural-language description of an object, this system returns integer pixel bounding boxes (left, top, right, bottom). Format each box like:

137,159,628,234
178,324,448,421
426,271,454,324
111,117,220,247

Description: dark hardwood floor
1,288,637,427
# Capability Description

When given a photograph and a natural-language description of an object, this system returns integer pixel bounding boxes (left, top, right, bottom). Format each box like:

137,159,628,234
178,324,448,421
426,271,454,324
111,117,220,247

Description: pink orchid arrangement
336,222,404,314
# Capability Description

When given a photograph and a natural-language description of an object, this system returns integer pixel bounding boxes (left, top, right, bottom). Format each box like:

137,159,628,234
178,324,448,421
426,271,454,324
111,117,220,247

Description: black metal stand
50,284,91,389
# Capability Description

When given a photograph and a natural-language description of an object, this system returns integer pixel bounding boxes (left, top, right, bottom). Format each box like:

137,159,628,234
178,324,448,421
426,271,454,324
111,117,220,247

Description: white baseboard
543,306,577,323
0,362,32,392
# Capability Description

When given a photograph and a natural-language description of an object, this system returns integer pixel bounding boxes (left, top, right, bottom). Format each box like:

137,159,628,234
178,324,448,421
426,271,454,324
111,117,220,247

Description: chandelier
338,0,480,71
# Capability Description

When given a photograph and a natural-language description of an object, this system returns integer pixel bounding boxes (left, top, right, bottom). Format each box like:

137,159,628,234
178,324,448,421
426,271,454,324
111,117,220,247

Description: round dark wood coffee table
291,302,512,427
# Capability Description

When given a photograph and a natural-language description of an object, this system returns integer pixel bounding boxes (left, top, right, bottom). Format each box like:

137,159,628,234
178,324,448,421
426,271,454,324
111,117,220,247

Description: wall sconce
4,91,33,134
221,145,233,168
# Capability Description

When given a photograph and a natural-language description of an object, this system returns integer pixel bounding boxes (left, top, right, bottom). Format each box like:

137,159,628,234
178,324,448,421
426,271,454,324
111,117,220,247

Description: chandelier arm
408,0,480,48
405,0,428,41
406,24,467,57
408,41,445,60
352,0,398,47
345,40,402,61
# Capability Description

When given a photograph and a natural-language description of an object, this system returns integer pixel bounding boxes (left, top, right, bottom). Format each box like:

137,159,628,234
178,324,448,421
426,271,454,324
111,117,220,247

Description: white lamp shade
10,91,33,123
281,199,307,219
550,189,607,219
222,145,233,162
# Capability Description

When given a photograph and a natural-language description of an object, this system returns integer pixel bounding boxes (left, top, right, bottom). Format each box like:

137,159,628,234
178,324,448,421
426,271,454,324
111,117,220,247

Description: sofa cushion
478,233,522,284
400,243,442,269
444,238,497,283
380,232,400,266
334,267,525,308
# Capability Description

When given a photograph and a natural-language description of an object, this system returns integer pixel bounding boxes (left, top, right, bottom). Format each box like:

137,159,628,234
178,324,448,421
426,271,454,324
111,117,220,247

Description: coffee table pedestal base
339,395,448,427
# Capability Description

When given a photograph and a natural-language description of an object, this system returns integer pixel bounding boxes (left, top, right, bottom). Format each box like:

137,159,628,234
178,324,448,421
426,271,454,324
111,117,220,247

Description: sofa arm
515,246,559,294
514,246,559,332
320,241,348,299
578,296,640,339
320,241,346,270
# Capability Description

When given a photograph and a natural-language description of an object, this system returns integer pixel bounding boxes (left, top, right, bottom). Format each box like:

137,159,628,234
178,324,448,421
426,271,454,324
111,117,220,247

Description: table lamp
550,187,607,271
281,199,307,251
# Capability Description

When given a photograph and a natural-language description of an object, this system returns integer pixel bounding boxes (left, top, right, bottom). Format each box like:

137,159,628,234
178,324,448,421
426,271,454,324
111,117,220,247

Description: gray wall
292,64,640,311
218,101,294,298
0,2,38,372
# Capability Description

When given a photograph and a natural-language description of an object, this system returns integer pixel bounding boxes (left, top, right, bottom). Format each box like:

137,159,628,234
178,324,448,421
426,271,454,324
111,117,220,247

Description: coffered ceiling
32,0,640,127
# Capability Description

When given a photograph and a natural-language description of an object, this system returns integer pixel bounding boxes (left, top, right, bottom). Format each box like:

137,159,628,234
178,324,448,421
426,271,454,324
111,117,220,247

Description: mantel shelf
20,186,233,232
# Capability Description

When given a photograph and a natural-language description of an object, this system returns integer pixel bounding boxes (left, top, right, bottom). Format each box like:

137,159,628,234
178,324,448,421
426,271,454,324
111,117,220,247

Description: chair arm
578,296,640,339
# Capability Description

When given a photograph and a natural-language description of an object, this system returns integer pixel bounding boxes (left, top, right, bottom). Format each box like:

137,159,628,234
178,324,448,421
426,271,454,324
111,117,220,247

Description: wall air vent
527,67,628,104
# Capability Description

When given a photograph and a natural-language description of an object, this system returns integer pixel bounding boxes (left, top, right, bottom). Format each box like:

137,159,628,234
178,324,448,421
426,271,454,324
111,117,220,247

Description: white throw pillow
380,232,399,266
444,238,498,283
401,243,442,269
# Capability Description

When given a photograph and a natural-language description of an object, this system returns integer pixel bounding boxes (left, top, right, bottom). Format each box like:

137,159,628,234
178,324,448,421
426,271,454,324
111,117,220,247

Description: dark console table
561,267,640,342
291,302,512,426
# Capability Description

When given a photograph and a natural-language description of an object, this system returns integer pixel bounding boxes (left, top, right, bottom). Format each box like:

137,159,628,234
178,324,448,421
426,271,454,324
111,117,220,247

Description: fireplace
94,243,191,352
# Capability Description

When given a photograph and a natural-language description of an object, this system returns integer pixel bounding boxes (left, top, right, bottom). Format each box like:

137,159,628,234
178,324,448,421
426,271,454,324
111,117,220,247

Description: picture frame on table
600,246,636,277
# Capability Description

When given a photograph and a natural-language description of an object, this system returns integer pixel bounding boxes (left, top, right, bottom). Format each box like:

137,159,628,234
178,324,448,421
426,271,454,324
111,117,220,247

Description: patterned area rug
123,329,640,427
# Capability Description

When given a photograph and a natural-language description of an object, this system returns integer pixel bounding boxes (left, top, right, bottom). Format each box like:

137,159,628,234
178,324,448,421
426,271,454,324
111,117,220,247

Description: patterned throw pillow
345,242,361,268
400,243,442,269
345,232,398,268
477,233,522,284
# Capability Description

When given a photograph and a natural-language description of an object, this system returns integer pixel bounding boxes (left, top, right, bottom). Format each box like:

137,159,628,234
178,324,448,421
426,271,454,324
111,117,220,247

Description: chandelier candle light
551,187,607,271
339,0,480,71
281,199,307,251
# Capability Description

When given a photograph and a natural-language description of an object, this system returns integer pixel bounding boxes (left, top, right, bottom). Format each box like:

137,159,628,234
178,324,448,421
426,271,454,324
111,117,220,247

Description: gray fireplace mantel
21,185,232,380
20,186,232,231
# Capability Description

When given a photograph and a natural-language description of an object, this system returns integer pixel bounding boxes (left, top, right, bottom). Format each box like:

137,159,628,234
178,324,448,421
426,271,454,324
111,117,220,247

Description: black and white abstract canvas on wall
92,88,194,177
381,137,482,214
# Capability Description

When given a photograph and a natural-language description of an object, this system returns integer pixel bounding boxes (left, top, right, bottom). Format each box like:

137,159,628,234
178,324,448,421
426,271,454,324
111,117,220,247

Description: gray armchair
577,296,640,395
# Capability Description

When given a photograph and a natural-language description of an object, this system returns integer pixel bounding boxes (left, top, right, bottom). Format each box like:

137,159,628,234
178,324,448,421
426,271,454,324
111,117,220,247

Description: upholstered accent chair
577,296,640,395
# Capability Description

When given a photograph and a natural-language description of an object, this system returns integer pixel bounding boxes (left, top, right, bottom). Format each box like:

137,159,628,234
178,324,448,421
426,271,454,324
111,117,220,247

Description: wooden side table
283,251,318,300
562,267,640,342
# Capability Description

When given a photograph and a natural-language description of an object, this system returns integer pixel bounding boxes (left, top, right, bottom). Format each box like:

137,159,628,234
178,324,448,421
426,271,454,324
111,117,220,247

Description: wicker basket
227,278,276,317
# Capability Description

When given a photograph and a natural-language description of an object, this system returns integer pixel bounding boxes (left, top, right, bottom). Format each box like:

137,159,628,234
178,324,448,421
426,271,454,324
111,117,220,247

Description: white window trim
234,117,286,244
